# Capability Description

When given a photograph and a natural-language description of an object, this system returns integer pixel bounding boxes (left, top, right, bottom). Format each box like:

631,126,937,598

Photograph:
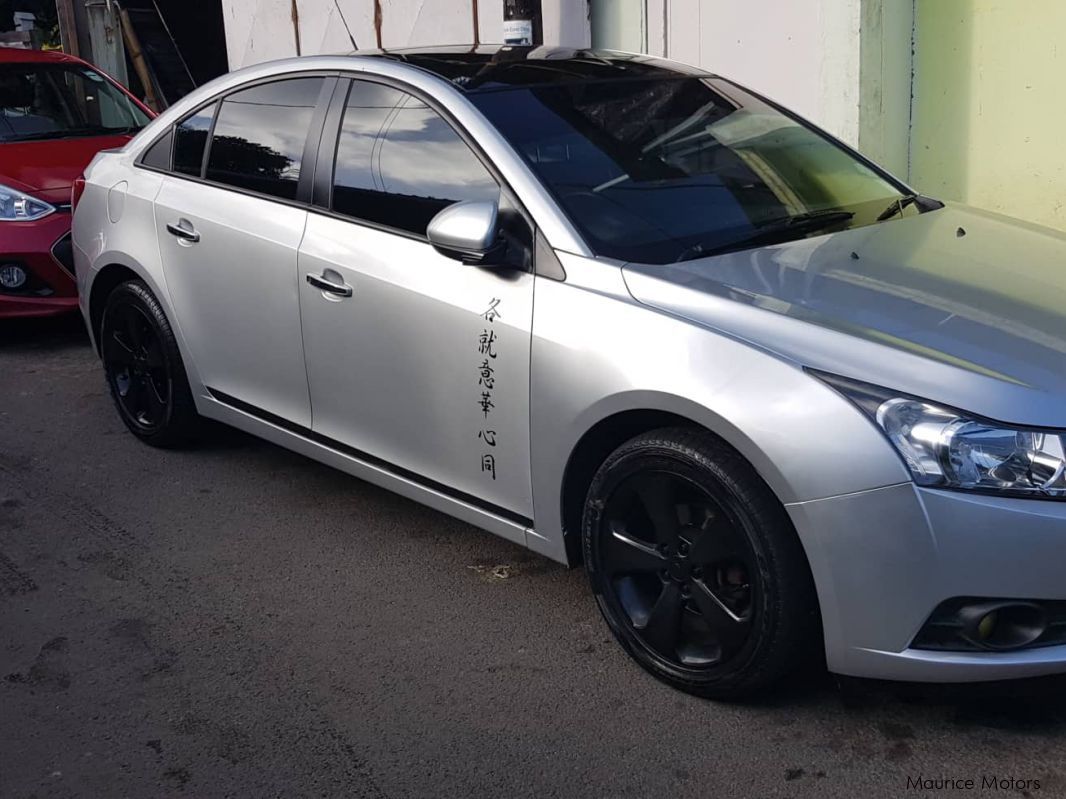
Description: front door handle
166,221,200,243
306,272,353,298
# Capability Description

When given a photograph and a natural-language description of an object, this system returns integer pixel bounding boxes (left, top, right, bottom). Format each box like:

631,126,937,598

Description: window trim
197,99,220,179
132,68,541,273
134,71,341,212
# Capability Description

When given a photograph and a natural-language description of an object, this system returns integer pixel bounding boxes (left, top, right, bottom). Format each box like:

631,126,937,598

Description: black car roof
356,45,713,92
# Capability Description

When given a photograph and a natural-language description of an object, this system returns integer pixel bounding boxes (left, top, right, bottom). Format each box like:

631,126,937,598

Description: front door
154,76,329,427
298,80,535,520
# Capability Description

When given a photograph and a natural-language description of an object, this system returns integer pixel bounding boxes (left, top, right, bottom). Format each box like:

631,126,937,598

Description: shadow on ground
0,313,88,351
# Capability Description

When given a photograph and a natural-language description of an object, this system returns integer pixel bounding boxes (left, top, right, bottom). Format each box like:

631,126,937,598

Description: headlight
0,182,55,222
816,372,1066,499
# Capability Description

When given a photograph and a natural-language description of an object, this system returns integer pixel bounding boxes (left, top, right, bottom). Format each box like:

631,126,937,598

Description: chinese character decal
477,329,498,359
481,298,502,323
476,299,502,480
477,359,495,390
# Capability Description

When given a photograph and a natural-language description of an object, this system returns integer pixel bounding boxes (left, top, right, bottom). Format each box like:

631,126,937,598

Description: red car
0,47,152,319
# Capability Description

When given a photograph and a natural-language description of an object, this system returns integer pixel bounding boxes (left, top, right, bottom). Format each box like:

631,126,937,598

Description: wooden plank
56,0,80,56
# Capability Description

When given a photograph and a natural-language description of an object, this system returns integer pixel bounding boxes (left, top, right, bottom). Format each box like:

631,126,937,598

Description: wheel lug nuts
681,584,691,597
692,567,703,579
678,543,689,556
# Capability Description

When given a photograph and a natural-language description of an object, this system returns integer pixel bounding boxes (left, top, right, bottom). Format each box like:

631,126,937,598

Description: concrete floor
2,314,1064,798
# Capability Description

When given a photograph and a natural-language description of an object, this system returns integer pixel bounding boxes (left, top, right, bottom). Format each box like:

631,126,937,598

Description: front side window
331,81,405,221
332,83,499,236
0,63,149,143
473,77,914,264
205,77,324,200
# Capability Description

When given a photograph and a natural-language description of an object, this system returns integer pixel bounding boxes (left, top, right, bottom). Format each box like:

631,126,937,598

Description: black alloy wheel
100,280,199,447
583,428,819,700
104,300,169,432
598,469,757,668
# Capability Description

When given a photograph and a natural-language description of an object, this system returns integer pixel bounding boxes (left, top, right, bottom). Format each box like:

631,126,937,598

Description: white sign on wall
503,18,534,46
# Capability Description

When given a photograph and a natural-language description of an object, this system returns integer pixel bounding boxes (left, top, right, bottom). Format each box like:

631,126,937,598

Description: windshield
0,63,149,144
472,77,914,263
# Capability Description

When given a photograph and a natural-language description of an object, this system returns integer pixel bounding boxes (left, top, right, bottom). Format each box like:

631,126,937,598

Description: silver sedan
72,46,1066,700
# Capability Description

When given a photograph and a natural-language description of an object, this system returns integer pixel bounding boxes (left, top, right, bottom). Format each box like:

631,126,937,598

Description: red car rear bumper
0,211,79,319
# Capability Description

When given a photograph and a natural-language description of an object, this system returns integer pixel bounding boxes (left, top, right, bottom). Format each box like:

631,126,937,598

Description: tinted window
0,63,149,143
472,78,909,263
141,128,173,170
174,102,215,177
332,90,498,236
205,78,323,200
331,81,404,220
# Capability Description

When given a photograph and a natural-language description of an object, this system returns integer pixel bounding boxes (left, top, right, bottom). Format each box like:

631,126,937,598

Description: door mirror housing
427,201,506,265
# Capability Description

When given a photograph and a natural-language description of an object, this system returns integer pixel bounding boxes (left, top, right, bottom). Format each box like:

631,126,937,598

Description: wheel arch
86,257,171,356
557,393,796,566
88,263,140,354
558,400,826,672
560,409,691,564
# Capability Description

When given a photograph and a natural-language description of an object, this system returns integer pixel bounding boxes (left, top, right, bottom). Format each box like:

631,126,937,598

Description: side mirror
427,201,506,265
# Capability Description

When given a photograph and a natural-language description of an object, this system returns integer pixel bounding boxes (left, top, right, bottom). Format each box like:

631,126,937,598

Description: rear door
153,76,334,426
297,78,536,524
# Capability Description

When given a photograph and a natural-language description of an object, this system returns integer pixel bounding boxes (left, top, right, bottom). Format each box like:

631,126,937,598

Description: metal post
503,0,542,46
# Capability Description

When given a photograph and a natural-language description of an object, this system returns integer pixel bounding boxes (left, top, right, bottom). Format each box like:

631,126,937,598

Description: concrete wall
857,0,913,180
590,0,644,53
589,1,914,179
219,0,1066,232
630,0,867,151
221,0,590,69
911,0,1066,231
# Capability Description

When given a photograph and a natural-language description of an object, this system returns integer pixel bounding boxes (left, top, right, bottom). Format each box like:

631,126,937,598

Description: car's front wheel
582,427,819,700
100,279,199,448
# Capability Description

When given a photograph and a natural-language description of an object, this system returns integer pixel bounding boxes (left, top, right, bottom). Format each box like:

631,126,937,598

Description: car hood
0,135,131,201
622,203,1066,428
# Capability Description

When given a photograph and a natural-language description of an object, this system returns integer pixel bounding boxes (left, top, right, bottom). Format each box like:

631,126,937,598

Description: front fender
528,257,909,564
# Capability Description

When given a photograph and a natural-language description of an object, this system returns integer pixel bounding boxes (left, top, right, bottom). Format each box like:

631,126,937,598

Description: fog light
913,597,1066,652
0,263,27,290
976,611,998,641
959,601,1047,650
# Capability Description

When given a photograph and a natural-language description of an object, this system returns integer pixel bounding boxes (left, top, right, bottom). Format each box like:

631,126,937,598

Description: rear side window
141,128,173,170
205,77,324,201
331,86,499,236
173,102,216,177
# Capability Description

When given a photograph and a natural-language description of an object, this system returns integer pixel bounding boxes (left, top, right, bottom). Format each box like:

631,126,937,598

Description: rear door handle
306,272,353,298
166,221,200,243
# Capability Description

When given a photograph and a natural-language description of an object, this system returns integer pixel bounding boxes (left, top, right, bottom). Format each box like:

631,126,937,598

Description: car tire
100,280,199,448
582,427,820,700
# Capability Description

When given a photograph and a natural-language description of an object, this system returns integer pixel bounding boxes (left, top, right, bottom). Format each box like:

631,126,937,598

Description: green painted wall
912,0,1066,230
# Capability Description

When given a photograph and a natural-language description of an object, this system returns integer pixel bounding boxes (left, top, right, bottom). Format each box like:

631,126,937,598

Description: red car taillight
71,176,86,213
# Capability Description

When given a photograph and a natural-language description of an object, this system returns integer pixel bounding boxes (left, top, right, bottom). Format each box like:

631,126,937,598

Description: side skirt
200,389,536,551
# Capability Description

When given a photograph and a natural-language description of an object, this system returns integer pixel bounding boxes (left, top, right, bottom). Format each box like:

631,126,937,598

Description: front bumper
788,483,1066,682
0,212,78,319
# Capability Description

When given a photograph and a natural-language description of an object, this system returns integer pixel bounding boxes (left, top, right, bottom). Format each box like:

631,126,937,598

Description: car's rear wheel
100,280,199,447
582,427,819,700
